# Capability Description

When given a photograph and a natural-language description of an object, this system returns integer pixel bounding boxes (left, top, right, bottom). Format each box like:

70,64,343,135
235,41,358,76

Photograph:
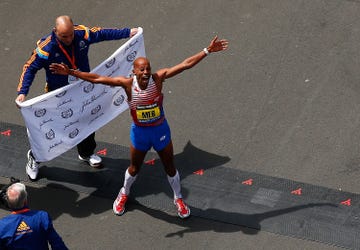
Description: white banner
17,27,145,162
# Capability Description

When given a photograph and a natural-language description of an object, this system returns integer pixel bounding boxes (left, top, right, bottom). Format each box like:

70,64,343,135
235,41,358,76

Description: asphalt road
1,0,360,249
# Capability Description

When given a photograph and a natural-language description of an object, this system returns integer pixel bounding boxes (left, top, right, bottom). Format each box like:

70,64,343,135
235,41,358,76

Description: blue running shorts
130,119,171,152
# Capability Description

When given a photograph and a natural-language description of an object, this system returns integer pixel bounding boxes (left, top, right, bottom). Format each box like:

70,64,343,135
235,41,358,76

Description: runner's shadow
38,140,230,205
128,202,337,237
16,141,228,219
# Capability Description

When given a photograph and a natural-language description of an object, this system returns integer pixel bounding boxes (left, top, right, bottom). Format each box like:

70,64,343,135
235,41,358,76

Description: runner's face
55,26,74,46
133,59,151,89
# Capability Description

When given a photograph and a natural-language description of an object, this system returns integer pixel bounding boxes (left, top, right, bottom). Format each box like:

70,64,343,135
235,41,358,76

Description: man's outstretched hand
207,36,229,53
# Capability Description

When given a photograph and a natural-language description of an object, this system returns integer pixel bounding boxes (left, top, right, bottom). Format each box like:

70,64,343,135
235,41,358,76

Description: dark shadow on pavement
127,202,337,237
36,141,230,208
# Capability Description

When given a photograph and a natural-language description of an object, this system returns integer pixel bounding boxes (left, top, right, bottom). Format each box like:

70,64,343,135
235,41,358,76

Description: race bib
136,103,161,122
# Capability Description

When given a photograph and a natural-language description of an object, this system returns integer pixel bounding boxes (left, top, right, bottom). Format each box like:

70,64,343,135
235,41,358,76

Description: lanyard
11,208,30,214
56,39,77,69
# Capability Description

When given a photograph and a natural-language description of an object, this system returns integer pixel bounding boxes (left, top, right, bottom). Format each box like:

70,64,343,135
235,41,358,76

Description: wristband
203,48,210,55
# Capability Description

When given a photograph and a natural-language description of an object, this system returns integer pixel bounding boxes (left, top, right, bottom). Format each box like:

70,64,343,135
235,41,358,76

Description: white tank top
128,76,164,126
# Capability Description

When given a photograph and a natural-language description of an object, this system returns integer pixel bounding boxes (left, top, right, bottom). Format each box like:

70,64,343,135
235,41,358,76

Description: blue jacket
17,25,130,95
0,208,68,250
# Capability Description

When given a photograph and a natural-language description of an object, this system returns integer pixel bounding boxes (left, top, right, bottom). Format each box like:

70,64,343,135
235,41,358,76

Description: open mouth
142,75,150,83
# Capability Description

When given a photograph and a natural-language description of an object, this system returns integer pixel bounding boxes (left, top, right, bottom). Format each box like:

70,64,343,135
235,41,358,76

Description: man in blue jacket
0,182,68,249
15,15,137,181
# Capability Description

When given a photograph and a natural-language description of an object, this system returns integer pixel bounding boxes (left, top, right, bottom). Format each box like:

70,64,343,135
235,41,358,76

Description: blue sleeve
88,26,131,43
43,212,68,250
17,49,47,95
0,219,10,249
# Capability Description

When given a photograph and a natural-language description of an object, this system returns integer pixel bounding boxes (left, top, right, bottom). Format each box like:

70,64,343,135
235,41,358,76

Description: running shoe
26,150,39,181
113,190,128,216
174,198,191,219
78,154,102,168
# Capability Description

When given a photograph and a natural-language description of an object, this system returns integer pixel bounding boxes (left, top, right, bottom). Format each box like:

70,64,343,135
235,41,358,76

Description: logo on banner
83,83,94,93
61,108,73,119
127,51,137,62
91,105,102,115
113,95,125,106
34,108,47,117
45,129,55,140
105,58,116,68
68,128,79,138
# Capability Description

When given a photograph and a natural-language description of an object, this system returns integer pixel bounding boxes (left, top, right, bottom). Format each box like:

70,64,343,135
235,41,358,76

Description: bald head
134,57,150,68
133,57,151,75
54,15,74,46
56,16,73,28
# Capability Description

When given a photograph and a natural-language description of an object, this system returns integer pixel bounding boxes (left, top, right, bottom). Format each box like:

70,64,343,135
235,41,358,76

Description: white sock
122,169,137,195
167,170,182,199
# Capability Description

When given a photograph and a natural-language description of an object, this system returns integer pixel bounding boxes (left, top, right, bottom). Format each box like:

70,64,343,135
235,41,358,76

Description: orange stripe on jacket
17,50,37,92
35,36,52,59
75,25,90,40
